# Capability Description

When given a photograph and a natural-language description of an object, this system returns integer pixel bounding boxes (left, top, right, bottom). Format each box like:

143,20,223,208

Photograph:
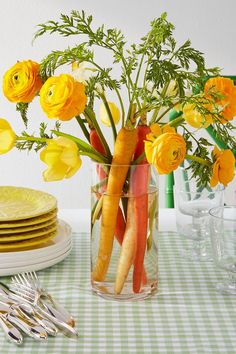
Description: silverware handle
33,314,58,337
7,313,47,341
0,314,23,345
42,301,75,327
37,305,78,338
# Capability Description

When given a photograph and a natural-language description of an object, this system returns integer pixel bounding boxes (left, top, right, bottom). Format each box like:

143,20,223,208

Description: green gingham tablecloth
0,230,236,354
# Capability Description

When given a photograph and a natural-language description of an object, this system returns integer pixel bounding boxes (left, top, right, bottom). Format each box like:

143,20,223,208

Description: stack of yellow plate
0,186,58,251
0,187,72,275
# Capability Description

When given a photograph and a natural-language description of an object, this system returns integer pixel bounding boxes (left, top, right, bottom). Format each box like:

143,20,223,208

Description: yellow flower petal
99,102,120,127
3,60,43,103
40,137,81,181
145,132,186,174
40,74,87,121
210,147,235,187
0,118,16,154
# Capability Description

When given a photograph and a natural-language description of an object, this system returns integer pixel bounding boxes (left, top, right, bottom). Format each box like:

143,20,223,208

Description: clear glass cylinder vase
90,162,158,301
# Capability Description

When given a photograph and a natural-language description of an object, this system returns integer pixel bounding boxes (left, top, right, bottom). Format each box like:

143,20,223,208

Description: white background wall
0,0,235,209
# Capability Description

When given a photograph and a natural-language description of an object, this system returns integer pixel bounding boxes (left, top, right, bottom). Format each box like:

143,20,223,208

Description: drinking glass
209,205,236,294
174,166,224,261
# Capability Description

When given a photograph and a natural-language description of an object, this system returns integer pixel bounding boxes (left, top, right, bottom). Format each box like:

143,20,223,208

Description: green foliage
16,121,61,152
16,102,29,128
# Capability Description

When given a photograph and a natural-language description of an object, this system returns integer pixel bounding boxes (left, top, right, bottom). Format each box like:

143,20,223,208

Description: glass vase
90,162,158,301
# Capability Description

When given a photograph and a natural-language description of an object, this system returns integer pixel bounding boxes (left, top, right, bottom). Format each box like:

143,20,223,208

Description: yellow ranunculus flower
183,103,213,128
99,102,120,127
0,119,16,154
204,77,236,123
40,137,82,181
40,74,87,121
210,146,235,187
3,60,43,103
145,132,186,174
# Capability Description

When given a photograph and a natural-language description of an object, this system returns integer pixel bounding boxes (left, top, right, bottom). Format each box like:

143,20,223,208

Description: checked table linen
0,226,235,353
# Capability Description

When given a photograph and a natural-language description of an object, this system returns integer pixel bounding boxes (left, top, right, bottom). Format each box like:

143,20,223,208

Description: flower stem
16,136,48,143
185,154,211,166
168,116,185,128
75,116,90,142
51,130,110,163
84,107,112,159
89,60,125,126
99,93,117,141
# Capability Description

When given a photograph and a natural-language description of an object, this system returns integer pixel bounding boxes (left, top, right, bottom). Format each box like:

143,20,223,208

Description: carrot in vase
92,126,138,282
115,196,137,294
90,127,126,244
132,124,151,293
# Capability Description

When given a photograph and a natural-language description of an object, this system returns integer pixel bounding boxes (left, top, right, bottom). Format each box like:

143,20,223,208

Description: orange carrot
90,128,106,155
115,207,126,245
115,197,137,294
132,125,150,293
90,128,126,244
92,127,138,282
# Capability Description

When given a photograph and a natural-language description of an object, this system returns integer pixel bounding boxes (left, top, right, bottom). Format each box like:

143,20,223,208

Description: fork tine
22,273,33,287
9,286,34,302
10,282,35,295
29,272,38,288
12,274,24,285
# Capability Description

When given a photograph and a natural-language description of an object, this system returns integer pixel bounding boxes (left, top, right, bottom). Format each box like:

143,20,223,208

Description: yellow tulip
183,103,213,128
99,102,120,127
40,137,82,181
0,119,16,154
145,132,186,174
210,146,235,187
3,60,43,103
40,74,87,121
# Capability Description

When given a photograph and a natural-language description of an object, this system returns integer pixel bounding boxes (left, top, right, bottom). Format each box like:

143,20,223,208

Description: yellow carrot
115,197,137,294
92,127,138,281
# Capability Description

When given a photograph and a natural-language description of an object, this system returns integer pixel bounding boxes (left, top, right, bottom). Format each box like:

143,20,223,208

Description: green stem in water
185,154,211,166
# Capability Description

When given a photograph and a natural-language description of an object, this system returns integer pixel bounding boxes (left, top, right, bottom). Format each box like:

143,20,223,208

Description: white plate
0,241,72,268
0,247,72,276
0,220,72,260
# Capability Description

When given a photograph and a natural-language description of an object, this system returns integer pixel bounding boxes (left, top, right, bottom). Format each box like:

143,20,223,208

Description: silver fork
10,273,78,338
12,272,75,327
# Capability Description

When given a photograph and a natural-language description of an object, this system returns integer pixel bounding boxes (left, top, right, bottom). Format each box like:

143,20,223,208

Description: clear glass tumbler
174,165,224,261
209,205,236,294
91,163,158,301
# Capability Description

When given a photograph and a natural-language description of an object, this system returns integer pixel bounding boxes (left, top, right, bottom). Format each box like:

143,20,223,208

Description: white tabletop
58,208,177,234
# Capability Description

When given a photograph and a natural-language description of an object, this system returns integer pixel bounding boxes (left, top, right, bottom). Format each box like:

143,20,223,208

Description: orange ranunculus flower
210,146,235,187
40,137,82,182
204,77,236,123
40,74,87,121
145,131,186,174
3,60,43,103
0,118,16,154
183,102,213,128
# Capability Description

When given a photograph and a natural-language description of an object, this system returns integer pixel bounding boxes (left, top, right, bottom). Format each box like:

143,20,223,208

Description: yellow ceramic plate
0,217,57,234
0,187,57,221
0,223,57,242
0,209,57,228
0,230,57,252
